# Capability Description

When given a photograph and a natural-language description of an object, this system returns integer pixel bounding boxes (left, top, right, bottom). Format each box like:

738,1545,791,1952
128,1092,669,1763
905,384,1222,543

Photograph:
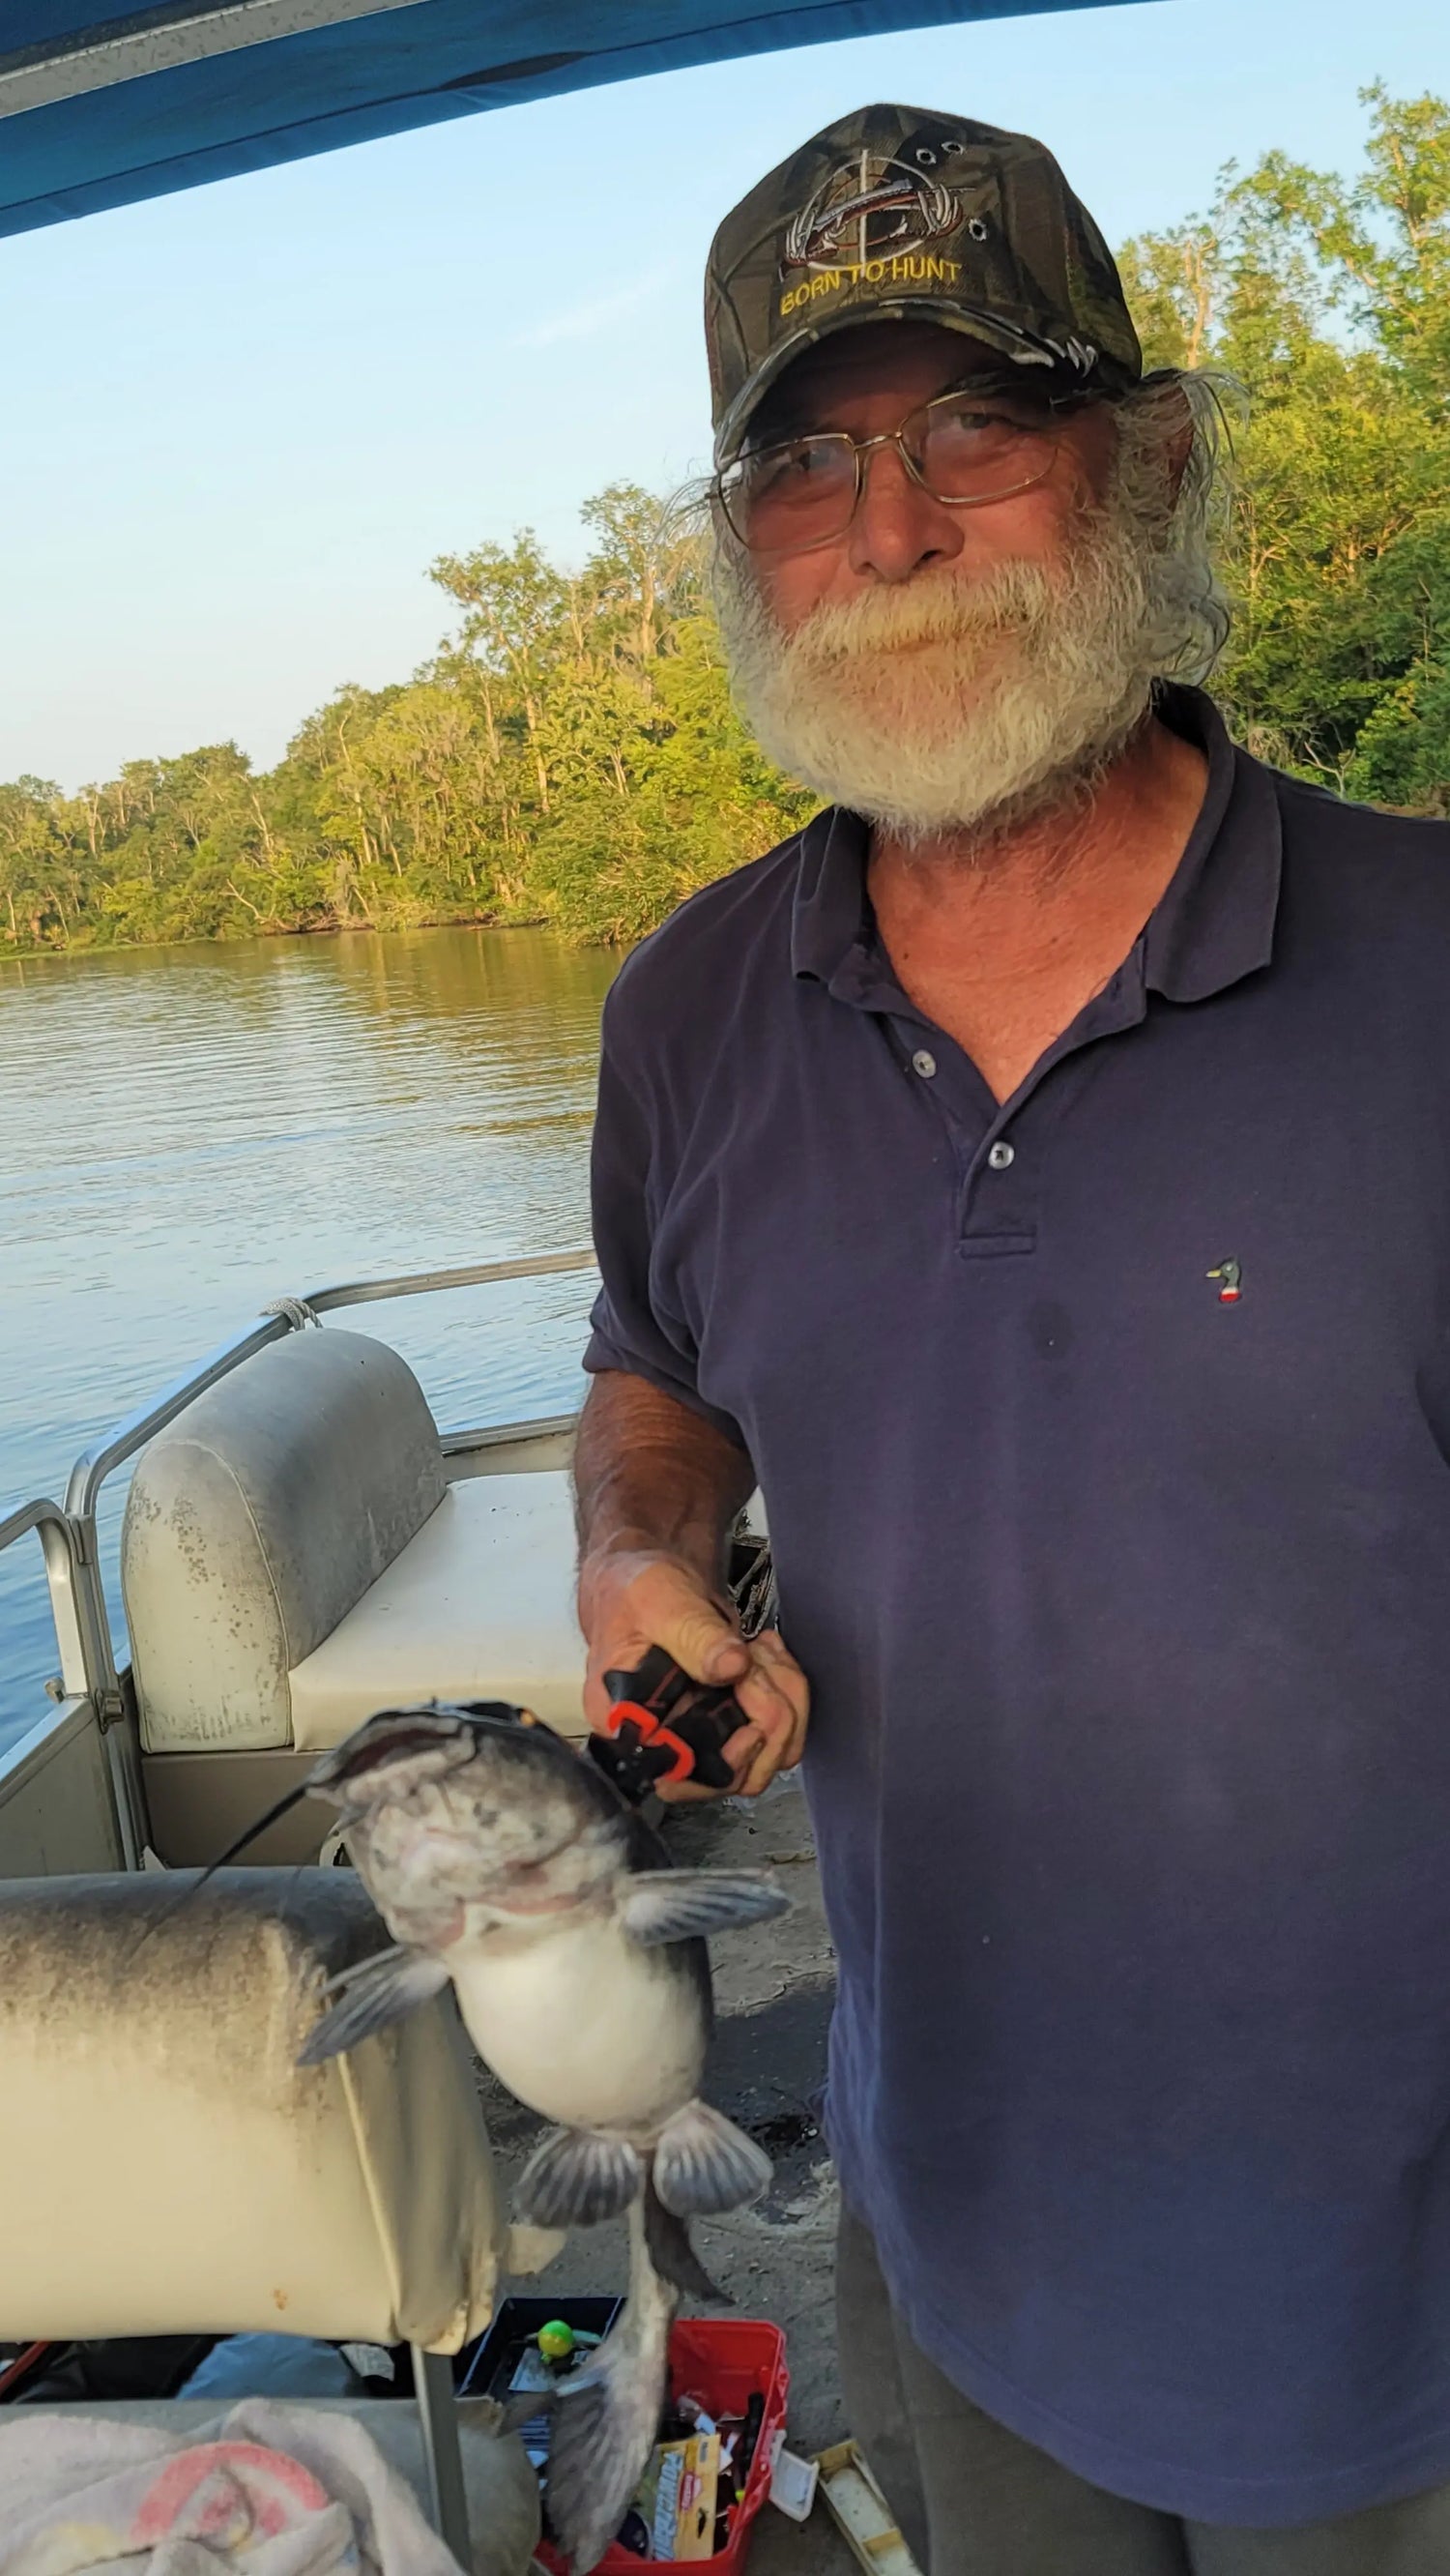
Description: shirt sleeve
583,982,748,1452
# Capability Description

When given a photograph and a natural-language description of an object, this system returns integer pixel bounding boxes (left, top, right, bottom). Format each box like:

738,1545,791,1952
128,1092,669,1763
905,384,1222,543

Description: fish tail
544,2197,675,2574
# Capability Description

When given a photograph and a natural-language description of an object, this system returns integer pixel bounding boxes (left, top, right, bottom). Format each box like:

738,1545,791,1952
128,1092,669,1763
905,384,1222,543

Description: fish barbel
295,1700,789,2570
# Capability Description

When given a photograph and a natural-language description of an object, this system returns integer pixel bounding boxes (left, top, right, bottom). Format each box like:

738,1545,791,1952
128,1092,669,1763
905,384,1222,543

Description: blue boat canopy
0,0,1147,239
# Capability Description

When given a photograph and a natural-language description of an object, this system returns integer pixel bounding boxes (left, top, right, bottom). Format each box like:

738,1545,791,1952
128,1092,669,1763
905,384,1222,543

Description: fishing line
124,1703,544,1965
122,1777,328,1961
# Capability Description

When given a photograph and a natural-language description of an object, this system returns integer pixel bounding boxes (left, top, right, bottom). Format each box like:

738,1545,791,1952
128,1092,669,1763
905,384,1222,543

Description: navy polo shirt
584,687,1450,2526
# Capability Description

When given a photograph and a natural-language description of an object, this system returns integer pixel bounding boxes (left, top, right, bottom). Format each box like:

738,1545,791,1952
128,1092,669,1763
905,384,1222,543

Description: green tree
1119,85,1450,794
6,95,1448,961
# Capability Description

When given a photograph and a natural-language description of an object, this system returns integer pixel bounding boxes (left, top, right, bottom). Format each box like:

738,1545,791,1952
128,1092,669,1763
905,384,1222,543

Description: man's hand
573,1371,811,1800
578,1546,810,1801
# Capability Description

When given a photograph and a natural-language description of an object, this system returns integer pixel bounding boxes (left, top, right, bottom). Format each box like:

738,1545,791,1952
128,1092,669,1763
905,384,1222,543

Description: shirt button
987,1140,1015,1170
912,1049,937,1079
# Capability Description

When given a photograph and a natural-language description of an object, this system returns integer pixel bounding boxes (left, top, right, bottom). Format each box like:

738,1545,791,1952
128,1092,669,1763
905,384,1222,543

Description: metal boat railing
2,1247,597,1866
64,1249,597,1526
0,1490,140,1859
0,1497,89,1702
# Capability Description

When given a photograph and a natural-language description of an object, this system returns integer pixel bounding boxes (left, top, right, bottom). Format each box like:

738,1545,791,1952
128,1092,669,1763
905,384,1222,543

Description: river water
0,926,618,1755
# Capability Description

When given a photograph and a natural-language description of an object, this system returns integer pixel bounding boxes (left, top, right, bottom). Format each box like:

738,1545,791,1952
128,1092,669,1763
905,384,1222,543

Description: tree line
4,84,1448,957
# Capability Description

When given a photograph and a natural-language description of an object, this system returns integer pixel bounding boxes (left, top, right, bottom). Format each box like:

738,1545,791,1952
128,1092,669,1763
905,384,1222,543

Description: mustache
773,560,1061,663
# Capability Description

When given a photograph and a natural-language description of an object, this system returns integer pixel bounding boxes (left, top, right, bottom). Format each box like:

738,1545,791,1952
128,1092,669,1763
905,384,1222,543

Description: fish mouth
310,1704,611,1915
307,1701,526,1791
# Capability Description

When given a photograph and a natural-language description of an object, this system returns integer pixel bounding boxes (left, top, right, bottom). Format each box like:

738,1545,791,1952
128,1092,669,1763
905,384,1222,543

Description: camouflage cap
706,103,1142,463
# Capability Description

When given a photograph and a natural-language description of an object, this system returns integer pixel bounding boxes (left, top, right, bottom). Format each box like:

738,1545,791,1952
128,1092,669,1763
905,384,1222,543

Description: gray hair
1113,366,1237,684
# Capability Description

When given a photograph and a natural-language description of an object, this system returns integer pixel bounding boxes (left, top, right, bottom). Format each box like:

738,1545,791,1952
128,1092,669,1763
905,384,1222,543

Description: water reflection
0,925,619,1750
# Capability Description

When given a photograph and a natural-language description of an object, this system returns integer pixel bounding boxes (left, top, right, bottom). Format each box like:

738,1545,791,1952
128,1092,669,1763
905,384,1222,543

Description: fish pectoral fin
296,1945,450,2065
514,2126,643,2228
652,2098,772,2218
619,1867,790,1947
642,2173,730,2304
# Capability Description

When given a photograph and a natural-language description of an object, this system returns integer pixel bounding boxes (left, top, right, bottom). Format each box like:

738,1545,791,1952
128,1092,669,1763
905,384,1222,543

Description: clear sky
3,0,1447,791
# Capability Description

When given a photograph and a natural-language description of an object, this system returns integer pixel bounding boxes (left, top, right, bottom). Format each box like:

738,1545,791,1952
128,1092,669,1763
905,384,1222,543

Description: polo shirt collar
1142,686,1283,1003
790,803,872,987
789,685,1283,1008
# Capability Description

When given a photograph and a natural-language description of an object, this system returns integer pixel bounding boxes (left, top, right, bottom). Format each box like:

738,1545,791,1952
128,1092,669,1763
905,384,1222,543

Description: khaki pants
836,2205,1450,2575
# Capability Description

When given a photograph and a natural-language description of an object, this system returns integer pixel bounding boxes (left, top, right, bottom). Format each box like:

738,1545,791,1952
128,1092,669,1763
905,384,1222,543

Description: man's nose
846,438,965,583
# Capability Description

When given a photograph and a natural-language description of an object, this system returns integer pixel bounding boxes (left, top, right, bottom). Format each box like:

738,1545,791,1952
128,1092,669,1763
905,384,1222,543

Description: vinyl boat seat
122,1327,585,1763
0,1868,504,2344
287,1472,583,1751
0,1867,540,2573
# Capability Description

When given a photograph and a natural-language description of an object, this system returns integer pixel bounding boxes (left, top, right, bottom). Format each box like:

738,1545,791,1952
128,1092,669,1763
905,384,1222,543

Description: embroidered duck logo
1206,1258,1242,1305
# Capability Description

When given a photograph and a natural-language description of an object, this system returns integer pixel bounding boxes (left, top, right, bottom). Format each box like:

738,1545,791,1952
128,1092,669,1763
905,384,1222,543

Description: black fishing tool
588,1645,745,1803
733,2387,766,2500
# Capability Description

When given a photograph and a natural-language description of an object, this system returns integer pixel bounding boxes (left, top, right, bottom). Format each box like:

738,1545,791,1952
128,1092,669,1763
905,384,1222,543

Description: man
574,104,1450,2573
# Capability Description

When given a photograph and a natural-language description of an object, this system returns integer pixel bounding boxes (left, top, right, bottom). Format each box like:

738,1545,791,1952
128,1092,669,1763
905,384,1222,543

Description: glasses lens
911,394,1058,503
723,437,857,551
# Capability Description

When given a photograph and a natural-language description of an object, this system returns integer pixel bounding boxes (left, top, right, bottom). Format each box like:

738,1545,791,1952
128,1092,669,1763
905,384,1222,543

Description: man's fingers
654,1666,798,1803
704,1635,809,1800
733,1670,800,1752
626,1560,750,1686
738,1636,810,1757
655,1719,763,1804
580,1550,749,1729
579,1543,810,1801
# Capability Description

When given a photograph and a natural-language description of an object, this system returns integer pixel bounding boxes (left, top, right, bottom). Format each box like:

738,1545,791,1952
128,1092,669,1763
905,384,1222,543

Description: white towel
0,2398,466,2576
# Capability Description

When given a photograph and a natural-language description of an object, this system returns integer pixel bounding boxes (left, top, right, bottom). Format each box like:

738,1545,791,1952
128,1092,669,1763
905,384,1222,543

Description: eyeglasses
715,387,1066,557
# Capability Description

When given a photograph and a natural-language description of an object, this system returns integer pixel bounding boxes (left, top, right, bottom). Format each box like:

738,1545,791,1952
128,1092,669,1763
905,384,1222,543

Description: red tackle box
535,2318,789,2576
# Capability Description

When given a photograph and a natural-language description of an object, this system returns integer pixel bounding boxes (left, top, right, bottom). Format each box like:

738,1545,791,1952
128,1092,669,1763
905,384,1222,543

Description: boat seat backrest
122,1328,447,1753
0,1867,501,2346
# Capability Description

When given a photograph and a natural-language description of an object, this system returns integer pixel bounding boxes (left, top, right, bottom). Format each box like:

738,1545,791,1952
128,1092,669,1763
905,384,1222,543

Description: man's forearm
573,1369,754,1592
573,1370,807,1792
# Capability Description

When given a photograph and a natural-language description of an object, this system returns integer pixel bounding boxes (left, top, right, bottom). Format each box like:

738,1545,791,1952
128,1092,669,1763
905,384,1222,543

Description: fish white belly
450,1912,704,2137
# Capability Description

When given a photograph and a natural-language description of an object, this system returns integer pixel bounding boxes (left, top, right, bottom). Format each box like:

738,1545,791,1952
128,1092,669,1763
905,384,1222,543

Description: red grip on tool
599,1699,698,1784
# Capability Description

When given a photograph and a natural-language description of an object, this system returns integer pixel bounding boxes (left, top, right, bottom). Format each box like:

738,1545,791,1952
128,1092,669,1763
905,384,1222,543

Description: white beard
711,490,1173,847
